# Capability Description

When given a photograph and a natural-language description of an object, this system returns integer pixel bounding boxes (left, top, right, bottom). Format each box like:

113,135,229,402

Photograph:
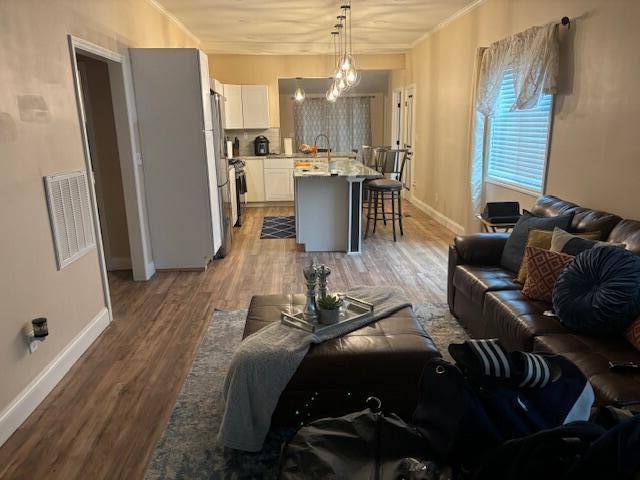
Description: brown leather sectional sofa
448,195,640,406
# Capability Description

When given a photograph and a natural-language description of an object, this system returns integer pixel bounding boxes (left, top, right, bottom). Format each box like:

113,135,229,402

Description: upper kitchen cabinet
222,84,269,129
241,85,269,129
223,84,243,129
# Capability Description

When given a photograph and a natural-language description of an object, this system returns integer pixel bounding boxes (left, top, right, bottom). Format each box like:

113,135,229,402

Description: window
486,69,553,193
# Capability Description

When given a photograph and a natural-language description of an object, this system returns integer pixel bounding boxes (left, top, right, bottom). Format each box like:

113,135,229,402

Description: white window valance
476,22,559,116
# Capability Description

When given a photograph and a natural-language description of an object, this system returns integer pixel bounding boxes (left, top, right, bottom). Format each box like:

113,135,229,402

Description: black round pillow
553,246,640,336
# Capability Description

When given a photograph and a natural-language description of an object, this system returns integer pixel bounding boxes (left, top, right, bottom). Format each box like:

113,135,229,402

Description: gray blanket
216,286,411,452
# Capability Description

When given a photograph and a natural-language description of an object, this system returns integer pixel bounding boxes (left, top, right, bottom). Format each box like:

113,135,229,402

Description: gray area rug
144,304,466,480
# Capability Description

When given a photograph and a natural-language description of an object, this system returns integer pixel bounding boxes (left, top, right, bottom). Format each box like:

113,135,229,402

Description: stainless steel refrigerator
210,88,233,257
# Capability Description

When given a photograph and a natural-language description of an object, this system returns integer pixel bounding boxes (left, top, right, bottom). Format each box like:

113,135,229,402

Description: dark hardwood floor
0,203,455,480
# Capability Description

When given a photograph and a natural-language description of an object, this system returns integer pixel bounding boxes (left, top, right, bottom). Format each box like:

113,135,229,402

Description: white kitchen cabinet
223,84,243,129
264,168,292,201
241,85,270,129
244,158,265,202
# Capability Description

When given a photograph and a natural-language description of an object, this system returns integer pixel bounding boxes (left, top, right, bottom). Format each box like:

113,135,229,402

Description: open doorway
68,36,157,322
76,55,132,273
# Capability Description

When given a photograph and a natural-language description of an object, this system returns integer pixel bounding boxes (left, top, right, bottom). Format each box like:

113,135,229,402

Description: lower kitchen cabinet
244,157,295,202
264,168,293,201
244,158,265,202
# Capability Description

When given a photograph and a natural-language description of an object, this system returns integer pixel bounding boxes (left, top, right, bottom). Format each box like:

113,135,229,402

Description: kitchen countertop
293,159,381,179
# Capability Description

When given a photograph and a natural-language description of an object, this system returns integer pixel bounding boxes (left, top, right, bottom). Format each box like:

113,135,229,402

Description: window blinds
486,69,553,193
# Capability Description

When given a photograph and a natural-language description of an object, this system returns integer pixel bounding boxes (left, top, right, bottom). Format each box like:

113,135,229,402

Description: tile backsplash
225,128,281,156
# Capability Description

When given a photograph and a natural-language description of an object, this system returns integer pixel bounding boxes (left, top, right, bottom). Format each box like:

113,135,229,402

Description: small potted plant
317,295,343,325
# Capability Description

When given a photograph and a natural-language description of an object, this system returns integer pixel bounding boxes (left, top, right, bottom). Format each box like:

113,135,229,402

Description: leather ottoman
244,294,441,426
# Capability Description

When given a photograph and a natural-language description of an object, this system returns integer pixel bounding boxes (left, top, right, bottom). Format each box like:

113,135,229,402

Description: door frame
390,87,403,149
404,84,417,201
68,36,156,309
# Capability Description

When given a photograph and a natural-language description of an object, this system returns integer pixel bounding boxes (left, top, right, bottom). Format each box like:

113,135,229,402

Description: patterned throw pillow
516,229,553,284
522,246,574,303
625,317,640,352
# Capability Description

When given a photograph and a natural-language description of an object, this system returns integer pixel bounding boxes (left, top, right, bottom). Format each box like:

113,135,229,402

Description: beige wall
0,0,197,414
404,0,640,229
208,53,405,129
78,57,131,265
279,95,296,142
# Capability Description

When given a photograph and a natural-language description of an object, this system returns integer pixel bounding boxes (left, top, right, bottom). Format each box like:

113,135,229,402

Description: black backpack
279,398,443,480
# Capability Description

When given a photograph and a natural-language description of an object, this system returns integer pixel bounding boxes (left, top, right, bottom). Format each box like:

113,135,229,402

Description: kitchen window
485,68,554,194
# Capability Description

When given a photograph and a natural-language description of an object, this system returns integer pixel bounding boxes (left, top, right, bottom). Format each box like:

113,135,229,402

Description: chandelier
326,2,359,102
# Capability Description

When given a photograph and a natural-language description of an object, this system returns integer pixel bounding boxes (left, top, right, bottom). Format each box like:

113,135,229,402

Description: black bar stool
364,149,409,242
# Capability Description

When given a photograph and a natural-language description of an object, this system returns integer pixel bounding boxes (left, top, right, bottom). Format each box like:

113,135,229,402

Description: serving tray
281,295,374,334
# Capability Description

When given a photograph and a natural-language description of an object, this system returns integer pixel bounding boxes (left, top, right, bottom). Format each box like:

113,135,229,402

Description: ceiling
156,0,477,55
279,71,389,95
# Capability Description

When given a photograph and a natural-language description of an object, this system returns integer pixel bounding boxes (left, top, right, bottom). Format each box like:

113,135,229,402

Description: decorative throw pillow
553,246,640,336
625,317,640,352
516,230,554,284
522,246,574,303
550,228,602,255
500,211,574,273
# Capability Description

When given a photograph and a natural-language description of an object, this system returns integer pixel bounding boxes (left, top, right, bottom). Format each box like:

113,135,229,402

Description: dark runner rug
144,304,467,479
260,216,296,239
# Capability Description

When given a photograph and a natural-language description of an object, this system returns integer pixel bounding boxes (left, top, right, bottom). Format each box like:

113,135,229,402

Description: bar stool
360,145,373,165
363,146,389,209
364,149,409,241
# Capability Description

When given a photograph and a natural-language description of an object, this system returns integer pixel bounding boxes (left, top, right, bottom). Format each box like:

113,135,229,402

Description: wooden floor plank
0,202,455,480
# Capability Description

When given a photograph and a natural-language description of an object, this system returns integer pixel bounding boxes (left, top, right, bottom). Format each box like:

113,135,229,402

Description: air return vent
44,170,96,269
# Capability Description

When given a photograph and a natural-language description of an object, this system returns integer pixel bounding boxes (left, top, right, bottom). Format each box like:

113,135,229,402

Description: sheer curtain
293,96,371,153
476,22,559,116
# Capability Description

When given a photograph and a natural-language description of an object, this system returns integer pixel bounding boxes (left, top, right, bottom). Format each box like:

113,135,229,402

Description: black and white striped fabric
465,339,552,388
516,351,552,388
467,339,512,379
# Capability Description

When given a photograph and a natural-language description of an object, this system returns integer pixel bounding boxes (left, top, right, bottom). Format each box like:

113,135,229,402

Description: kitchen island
294,158,381,253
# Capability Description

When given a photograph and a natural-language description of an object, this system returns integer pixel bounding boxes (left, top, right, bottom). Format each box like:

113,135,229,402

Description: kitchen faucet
314,133,331,162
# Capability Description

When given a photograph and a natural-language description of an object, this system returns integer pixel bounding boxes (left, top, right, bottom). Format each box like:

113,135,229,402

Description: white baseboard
410,197,466,235
106,256,132,271
0,307,110,447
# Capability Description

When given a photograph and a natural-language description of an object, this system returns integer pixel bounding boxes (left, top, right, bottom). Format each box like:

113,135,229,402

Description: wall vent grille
44,170,96,269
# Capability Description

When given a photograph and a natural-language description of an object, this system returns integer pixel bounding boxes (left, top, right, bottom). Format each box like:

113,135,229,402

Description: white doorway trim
390,87,403,149
404,84,417,201
68,36,155,293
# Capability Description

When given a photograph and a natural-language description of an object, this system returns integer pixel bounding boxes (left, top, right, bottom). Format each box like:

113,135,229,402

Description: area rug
144,304,466,480
260,216,296,239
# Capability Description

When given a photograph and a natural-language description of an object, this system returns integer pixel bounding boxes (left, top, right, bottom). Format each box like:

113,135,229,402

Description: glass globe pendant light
341,3,358,87
331,81,340,98
293,77,305,103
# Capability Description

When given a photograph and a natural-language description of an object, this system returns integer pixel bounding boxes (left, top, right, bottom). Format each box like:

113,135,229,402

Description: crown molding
145,0,201,45
410,0,488,49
